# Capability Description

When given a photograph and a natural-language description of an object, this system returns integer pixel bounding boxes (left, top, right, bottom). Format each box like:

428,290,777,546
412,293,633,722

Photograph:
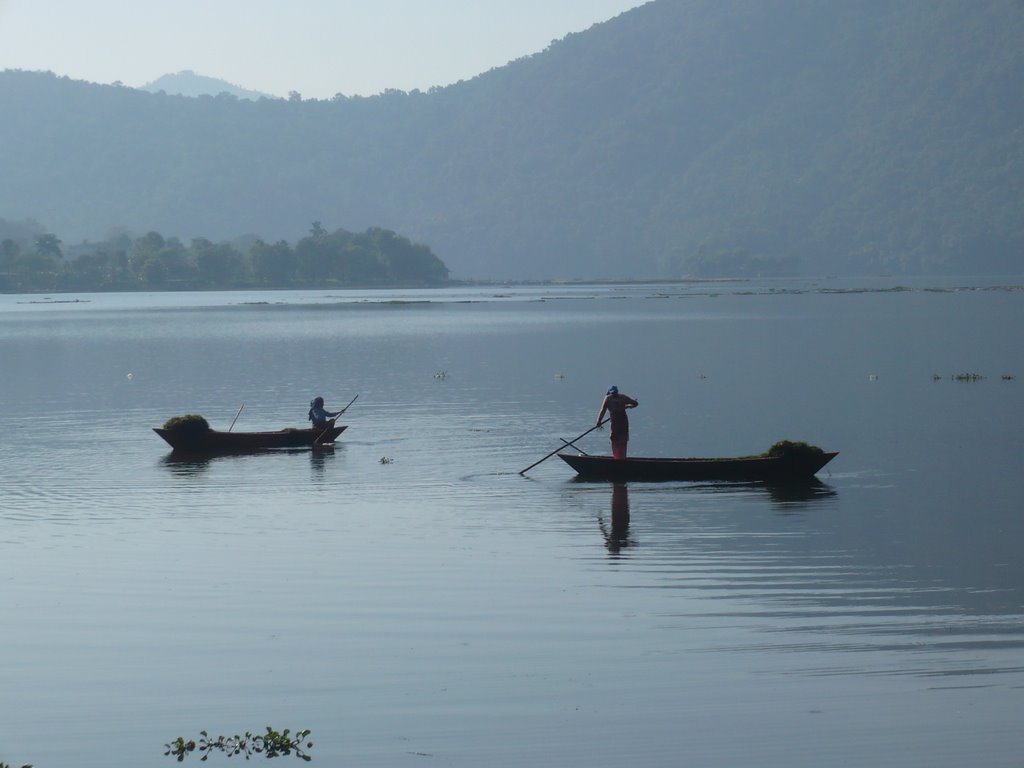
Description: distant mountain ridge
1,0,1022,279
139,70,276,101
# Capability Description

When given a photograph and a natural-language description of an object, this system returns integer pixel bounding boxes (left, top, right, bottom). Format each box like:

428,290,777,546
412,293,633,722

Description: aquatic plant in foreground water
164,728,313,761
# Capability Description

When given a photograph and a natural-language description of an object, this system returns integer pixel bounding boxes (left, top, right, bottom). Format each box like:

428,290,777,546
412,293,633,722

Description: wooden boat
557,450,838,482
153,424,347,454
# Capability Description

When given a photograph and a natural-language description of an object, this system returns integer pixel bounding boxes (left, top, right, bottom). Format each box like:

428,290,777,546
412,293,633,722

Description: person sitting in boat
308,396,340,428
597,385,638,460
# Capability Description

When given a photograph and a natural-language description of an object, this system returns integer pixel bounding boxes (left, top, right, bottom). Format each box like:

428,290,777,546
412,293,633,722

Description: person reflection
309,446,333,478
599,482,633,554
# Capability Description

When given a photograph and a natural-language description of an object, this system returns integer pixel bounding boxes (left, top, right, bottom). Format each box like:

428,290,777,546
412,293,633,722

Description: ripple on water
567,481,1024,682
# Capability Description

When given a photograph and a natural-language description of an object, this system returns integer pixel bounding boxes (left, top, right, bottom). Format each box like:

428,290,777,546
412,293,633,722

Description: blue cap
607,386,618,394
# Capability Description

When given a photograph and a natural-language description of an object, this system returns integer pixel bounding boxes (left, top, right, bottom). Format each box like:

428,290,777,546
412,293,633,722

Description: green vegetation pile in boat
558,440,837,481
154,414,347,454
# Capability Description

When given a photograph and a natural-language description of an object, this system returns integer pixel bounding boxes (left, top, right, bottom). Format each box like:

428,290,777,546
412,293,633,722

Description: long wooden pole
519,418,607,475
337,393,359,415
227,403,245,432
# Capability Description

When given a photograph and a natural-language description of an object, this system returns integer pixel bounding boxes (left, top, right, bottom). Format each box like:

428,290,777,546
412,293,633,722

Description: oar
520,418,607,475
227,403,245,432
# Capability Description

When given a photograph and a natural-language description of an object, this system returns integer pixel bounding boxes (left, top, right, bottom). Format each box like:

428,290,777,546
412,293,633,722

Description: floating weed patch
932,373,1016,382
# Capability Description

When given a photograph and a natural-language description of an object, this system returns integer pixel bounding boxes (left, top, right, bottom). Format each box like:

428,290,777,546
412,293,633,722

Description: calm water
1,279,1022,767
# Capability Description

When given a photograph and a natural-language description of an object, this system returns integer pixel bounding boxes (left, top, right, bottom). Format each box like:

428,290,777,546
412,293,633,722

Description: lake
1,278,1022,767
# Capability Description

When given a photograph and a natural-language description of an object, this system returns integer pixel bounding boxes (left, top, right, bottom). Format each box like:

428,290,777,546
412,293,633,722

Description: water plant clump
765,440,824,460
162,414,211,434
164,727,312,761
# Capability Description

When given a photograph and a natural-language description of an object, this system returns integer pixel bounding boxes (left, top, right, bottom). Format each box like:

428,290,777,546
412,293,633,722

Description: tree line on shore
0,221,450,292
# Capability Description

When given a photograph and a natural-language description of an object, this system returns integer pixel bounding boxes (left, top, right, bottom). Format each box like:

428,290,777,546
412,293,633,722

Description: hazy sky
0,1,645,98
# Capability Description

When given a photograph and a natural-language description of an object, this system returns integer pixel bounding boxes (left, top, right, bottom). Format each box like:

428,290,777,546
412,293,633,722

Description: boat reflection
763,478,837,507
598,483,634,555
159,446,335,477
673,478,838,510
159,452,214,476
574,475,836,508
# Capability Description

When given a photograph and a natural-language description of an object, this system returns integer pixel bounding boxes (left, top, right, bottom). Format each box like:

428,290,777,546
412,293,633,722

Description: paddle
519,418,607,475
228,403,245,432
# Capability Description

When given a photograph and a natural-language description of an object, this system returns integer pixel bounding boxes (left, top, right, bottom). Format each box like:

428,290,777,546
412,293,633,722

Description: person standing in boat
597,385,638,460
308,396,341,428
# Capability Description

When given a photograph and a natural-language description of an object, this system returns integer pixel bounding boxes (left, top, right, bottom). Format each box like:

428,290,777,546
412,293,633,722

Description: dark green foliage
164,728,312,761
162,414,211,434
766,440,825,460
293,226,448,285
0,225,448,292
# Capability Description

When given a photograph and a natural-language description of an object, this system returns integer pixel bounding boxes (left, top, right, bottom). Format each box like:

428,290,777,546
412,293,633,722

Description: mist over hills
1,0,1022,280
139,70,277,101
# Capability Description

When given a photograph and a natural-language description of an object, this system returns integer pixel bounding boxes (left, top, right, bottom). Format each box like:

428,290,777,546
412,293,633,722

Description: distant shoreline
1,276,747,296
5,275,1024,299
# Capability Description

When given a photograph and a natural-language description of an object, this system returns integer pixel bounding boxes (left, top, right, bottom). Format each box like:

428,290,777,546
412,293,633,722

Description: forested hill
1,0,1022,280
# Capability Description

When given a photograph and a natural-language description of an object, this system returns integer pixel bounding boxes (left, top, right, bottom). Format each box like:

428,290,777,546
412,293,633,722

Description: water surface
1,279,1022,767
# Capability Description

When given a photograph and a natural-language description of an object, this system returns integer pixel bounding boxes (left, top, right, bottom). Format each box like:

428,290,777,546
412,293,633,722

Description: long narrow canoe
558,450,838,482
154,424,347,454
